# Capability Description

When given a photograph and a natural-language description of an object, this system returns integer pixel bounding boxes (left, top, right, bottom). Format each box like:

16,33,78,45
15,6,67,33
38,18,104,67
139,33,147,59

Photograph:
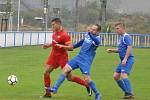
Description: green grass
0,46,150,100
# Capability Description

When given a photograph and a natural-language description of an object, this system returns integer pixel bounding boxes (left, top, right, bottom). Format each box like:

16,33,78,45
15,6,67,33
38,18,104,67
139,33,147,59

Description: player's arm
122,36,133,66
122,45,132,66
88,32,100,46
42,43,52,49
73,39,84,49
124,45,132,60
106,48,118,53
55,42,73,51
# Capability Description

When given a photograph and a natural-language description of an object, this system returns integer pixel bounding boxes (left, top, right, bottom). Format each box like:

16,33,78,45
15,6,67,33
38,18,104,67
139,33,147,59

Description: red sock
72,76,89,87
44,74,51,93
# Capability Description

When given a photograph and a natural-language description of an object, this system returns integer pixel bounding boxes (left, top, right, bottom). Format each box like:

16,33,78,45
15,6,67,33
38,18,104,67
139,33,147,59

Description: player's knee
113,75,119,80
44,72,49,77
62,70,68,76
63,70,72,77
84,77,91,83
66,75,72,81
44,69,49,75
63,64,72,73
44,69,47,74
66,77,72,81
62,67,69,74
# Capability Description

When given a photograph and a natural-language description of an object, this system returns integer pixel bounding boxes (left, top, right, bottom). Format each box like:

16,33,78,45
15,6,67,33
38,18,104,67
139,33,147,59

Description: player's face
91,25,98,35
115,25,124,35
51,21,60,32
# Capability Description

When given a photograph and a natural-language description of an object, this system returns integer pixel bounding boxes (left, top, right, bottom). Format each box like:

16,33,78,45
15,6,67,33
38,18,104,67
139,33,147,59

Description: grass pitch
0,46,149,100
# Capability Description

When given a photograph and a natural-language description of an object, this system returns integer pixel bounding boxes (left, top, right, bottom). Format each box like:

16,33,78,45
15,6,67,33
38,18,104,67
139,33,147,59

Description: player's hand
88,32,91,35
88,32,94,35
122,59,127,66
55,44,63,48
52,40,58,44
42,44,50,49
106,49,113,53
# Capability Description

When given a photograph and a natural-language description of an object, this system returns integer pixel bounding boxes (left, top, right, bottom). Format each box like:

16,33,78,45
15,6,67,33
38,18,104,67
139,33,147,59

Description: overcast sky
0,0,150,14
118,0,150,13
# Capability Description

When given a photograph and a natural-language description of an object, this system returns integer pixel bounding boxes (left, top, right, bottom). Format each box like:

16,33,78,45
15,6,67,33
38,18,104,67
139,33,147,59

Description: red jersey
51,29,71,56
46,29,71,69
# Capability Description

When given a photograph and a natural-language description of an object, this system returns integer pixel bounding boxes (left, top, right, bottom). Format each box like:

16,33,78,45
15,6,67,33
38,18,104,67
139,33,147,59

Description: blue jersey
118,33,134,60
76,33,100,64
69,33,100,75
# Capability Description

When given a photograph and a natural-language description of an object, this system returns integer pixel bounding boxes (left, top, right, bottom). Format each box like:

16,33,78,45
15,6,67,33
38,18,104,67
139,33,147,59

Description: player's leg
43,64,54,98
121,73,134,99
51,56,88,93
113,72,127,93
113,63,128,94
51,64,72,93
50,56,74,93
59,55,91,96
66,72,92,96
43,54,58,98
83,75,100,100
67,72,89,88
79,63,100,100
121,58,134,99
65,58,92,96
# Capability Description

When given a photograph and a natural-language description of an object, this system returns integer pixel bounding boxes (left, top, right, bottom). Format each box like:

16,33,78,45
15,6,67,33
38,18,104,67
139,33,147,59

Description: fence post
37,32,39,45
44,32,46,44
14,32,16,47
22,32,24,46
4,32,7,48
147,36,150,47
30,32,32,46
138,35,140,47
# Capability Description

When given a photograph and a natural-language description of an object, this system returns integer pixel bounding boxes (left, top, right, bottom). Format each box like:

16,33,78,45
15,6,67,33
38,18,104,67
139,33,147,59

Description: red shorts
46,53,68,69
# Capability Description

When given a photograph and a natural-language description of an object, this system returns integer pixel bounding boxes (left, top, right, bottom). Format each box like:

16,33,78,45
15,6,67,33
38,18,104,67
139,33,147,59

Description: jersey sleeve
124,35,132,46
73,39,84,49
88,32,100,46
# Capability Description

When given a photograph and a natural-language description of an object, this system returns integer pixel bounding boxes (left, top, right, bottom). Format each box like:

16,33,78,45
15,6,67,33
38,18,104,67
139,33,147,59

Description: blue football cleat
50,87,57,94
95,93,101,100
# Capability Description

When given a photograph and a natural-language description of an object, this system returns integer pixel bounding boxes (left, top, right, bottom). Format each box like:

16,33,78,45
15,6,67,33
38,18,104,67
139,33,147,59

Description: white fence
100,33,150,48
0,32,150,48
0,32,52,47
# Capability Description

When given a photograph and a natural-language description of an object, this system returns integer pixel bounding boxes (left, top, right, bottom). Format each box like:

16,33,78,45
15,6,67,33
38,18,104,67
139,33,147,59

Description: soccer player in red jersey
42,18,91,98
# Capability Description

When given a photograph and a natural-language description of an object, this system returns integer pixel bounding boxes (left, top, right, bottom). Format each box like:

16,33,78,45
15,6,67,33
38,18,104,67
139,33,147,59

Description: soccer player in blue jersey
50,24,101,100
107,23,134,99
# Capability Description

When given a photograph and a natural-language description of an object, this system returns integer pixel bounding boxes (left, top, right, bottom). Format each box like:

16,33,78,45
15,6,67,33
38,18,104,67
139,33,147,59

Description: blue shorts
115,57,134,75
68,56,92,75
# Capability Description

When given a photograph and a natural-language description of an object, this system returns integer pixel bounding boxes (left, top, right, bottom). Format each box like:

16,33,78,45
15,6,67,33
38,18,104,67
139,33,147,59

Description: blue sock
53,74,66,90
89,81,100,95
122,78,133,95
116,80,127,92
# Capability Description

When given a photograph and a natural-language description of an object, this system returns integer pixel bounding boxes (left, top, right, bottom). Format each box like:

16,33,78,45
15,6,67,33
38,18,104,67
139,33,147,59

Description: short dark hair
95,24,101,32
115,22,125,28
51,18,61,24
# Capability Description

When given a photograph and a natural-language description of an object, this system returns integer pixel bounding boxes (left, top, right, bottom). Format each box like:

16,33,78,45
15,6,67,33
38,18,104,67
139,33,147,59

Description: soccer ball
7,75,18,85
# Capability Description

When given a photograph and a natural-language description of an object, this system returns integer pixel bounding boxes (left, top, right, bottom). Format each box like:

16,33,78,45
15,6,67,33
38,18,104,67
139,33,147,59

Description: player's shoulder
123,33,131,39
59,30,69,38
61,29,69,36
124,33,130,37
60,30,71,41
62,32,70,39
